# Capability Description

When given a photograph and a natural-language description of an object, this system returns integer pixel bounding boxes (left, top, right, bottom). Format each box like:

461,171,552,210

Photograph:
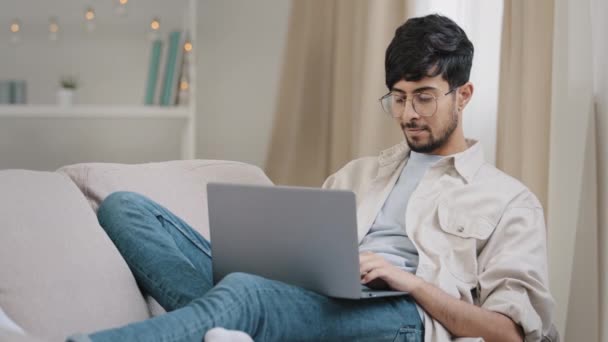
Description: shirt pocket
436,200,495,285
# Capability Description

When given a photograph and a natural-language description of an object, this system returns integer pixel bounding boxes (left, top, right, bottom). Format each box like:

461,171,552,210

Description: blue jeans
72,191,423,342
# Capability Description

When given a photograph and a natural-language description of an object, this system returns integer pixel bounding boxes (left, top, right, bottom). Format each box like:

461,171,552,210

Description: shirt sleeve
477,197,555,341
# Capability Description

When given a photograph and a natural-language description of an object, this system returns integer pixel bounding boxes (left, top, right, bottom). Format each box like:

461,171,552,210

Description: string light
150,18,160,31
115,0,128,16
180,80,189,91
148,17,161,40
49,17,59,41
85,8,95,21
84,7,96,32
10,20,20,33
9,19,21,44
184,41,193,52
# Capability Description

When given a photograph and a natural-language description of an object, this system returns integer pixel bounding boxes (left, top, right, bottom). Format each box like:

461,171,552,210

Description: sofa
0,159,272,342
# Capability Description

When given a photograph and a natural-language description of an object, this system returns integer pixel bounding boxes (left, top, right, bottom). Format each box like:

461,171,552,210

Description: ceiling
0,0,190,41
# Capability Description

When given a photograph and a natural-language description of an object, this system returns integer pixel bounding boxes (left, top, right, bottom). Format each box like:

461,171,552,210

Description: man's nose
399,99,420,122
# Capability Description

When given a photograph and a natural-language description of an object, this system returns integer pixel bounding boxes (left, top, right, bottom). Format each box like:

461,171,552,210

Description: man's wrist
407,275,427,295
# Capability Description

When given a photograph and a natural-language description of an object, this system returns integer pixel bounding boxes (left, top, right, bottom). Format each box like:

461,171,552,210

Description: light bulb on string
184,41,193,53
114,0,128,17
148,17,161,40
49,17,60,41
84,7,96,32
9,19,21,44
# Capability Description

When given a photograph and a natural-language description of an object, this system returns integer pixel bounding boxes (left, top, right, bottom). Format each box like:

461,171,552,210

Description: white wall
194,0,291,168
2,38,148,105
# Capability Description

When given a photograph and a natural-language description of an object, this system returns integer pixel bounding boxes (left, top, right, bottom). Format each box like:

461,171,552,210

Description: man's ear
458,82,474,111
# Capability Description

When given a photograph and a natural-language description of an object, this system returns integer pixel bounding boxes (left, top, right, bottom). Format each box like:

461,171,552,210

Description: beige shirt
322,140,555,342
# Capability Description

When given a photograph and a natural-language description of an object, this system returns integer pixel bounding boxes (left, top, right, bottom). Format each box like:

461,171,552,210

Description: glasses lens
380,94,405,117
412,93,436,116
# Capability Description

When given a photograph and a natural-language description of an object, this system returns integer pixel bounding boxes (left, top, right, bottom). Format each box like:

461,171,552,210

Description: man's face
391,76,460,154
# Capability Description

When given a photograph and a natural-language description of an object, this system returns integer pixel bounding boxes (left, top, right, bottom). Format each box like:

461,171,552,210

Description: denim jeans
70,191,423,342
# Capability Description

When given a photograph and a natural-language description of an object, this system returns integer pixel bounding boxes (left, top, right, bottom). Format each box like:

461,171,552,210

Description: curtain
591,0,608,340
264,0,408,186
495,0,554,209
498,0,607,339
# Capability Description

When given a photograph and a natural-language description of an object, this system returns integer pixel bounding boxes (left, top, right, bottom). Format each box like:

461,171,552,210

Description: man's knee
97,191,150,231
217,272,270,296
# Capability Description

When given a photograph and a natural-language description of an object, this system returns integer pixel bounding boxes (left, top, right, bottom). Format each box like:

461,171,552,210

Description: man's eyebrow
391,86,439,94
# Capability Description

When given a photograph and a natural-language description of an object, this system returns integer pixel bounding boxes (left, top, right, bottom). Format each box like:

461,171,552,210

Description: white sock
204,327,254,342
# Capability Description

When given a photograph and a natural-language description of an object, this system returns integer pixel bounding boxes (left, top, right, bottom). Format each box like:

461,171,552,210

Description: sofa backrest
58,160,273,240
58,159,274,317
0,170,150,341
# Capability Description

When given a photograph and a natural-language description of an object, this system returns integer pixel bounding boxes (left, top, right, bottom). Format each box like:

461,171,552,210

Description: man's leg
84,273,423,342
97,191,213,311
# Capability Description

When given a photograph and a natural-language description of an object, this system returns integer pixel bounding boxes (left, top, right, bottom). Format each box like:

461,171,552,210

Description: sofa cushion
58,160,273,240
0,170,150,341
0,329,45,342
0,306,24,335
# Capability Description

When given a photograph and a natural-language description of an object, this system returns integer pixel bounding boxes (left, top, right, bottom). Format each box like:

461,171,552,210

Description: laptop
206,182,407,299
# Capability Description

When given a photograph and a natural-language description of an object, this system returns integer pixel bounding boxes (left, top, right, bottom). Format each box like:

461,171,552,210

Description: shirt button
457,226,465,233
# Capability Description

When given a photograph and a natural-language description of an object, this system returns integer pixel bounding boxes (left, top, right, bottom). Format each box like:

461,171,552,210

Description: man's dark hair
385,14,474,90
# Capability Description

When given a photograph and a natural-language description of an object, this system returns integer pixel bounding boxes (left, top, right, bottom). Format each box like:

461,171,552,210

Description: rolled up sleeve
477,200,555,341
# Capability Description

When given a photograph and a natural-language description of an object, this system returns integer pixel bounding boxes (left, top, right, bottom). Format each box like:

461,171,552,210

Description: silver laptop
206,182,407,299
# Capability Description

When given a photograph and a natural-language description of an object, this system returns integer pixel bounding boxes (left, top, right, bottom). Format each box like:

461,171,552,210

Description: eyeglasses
379,88,457,117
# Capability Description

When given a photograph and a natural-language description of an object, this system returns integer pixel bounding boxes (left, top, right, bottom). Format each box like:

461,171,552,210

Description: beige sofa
0,160,272,342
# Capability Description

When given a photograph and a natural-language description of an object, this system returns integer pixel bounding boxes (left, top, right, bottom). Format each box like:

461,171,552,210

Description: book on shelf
159,31,184,106
0,80,27,105
144,39,163,105
175,32,191,106
0,81,10,104
13,81,27,105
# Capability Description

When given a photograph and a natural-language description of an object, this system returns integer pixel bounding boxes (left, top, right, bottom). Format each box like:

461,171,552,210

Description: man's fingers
361,268,387,284
359,259,383,276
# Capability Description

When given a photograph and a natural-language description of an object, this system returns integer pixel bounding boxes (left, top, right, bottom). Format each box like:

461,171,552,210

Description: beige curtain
495,0,554,209
498,0,606,340
264,0,408,186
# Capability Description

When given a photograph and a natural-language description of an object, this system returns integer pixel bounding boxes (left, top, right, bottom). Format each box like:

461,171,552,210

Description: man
69,14,554,342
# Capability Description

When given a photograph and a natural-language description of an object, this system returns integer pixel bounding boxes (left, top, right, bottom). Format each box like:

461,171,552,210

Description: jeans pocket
392,326,423,342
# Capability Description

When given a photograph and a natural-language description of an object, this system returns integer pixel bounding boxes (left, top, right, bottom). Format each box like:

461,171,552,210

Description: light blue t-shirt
359,151,443,273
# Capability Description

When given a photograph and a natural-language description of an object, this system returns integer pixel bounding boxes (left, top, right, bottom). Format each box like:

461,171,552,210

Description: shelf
0,105,191,120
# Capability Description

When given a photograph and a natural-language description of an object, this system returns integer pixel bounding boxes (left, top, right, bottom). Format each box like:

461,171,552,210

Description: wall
195,0,291,168
1,38,148,105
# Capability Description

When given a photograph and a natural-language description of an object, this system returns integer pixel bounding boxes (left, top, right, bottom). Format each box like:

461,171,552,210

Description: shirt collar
377,139,485,183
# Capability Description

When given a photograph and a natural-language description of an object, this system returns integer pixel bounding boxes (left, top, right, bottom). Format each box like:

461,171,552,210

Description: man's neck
427,133,468,156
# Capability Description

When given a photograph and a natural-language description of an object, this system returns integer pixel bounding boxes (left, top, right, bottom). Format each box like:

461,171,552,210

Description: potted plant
57,76,78,106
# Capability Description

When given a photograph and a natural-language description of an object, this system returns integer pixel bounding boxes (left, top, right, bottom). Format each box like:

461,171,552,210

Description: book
144,39,163,105
171,32,188,106
9,81,16,104
0,81,10,104
160,31,182,106
176,32,191,106
13,80,27,104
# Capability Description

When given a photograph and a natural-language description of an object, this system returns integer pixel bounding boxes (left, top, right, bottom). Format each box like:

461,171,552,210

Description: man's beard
401,106,459,154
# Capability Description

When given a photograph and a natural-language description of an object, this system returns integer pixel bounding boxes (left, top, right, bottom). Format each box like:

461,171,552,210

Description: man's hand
359,252,523,342
359,252,424,293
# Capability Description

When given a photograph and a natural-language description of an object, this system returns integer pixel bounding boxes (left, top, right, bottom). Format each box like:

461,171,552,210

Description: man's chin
404,136,435,153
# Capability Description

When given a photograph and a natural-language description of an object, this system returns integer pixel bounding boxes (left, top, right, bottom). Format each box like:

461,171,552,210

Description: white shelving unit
0,105,190,119
0,0,197,164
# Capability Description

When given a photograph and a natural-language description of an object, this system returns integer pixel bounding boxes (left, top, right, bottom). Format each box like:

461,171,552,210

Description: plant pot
57,88,75,106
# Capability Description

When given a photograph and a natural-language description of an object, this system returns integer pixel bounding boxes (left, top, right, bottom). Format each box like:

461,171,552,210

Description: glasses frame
379,87,458,118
